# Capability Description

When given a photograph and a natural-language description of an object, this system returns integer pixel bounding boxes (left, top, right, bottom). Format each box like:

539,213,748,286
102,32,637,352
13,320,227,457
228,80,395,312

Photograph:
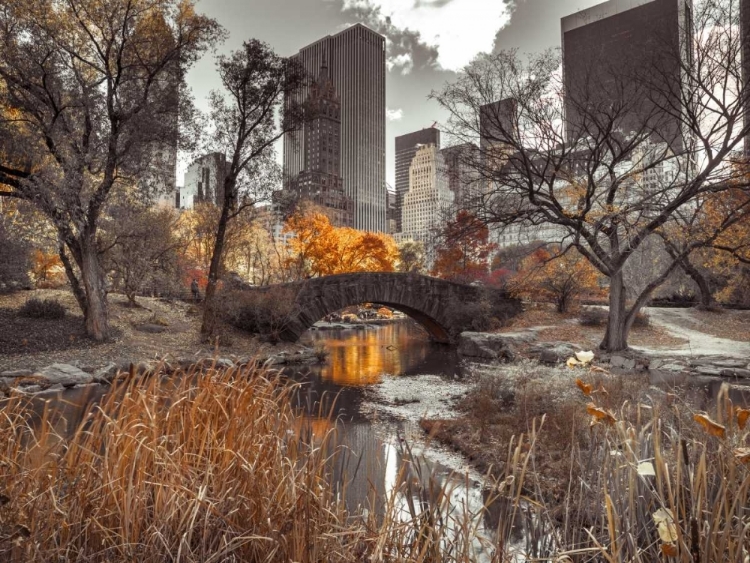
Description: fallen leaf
587,403,616,425
590,365,608,374
637,461,656,477
694,413,726,438
735,448,750,464
575,350,595,364
566,357,580,369
653,508,678,543
661,543,678,557
575,378,593,396
736,407,749,430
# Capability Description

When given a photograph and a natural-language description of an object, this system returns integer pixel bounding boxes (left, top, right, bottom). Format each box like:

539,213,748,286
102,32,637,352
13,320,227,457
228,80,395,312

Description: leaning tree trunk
680,257,716,310
79,234,109,341
600,269,630,352
201,197,232,338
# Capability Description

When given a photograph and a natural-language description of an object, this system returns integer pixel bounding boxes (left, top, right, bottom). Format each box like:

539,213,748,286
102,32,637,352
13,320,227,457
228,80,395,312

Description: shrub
632,310,650,327
222,287,299,342
444,289,523,335
18,298,66,319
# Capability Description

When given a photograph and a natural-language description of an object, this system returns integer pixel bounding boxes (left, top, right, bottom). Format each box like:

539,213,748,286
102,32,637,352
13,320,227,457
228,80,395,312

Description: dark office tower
562,0,692,151
283,24,386,232
394,128,440,231
293,58,353,227
441,143,481,210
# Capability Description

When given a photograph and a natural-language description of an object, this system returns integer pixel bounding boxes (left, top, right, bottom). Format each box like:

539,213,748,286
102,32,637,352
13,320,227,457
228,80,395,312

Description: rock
457,332,516,362
720,368,750,378
36,364,94,388
695,365,723,376
214,358,234,369
0,369,33,378
610,355,636,370
134,323,168,334
93,363,120,383
710,358,748,369
531,343,579,365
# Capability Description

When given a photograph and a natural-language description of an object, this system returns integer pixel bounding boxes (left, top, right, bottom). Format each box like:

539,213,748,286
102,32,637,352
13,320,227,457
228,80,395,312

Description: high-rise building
283,24,386,232
180,153,228,209
394,128,441,232
561,0,693,151
440,143,482,211
292,57,353,227
398,144,455,250
385,183,398,235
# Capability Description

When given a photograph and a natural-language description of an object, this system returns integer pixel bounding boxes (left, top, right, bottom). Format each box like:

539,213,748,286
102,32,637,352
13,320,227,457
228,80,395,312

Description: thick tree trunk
79,235,109,341
600,270,630,352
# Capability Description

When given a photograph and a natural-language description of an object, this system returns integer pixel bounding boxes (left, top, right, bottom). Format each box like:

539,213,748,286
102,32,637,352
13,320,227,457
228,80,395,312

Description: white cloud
386,107,404,121
352,0,513,71
387,53,413,74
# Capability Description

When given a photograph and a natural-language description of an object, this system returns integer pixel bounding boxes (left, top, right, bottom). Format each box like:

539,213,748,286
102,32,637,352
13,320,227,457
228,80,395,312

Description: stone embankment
0,347,322,397
457,331,750,379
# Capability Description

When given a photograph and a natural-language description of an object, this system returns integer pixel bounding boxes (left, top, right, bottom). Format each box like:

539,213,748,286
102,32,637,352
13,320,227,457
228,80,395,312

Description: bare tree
200,40,305,337
432,0,750,351
0,0,220,340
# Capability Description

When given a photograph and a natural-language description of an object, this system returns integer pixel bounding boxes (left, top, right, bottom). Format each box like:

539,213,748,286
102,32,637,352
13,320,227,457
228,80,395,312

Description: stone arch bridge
238,273,522,344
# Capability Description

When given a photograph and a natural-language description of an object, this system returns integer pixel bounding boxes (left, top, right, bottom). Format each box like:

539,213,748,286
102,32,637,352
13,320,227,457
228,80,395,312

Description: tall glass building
283,24,386,232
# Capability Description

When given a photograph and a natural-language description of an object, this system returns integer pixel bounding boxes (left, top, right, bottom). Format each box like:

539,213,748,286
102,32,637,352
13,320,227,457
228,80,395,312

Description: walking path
634,307,750,359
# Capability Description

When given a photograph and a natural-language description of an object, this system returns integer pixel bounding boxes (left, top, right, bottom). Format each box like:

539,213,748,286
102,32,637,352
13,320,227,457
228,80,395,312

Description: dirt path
635,307,750,358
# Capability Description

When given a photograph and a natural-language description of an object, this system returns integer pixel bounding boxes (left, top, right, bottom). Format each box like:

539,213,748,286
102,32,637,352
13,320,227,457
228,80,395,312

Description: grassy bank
0,363,520,562
1,360,747,561
421,360,750,561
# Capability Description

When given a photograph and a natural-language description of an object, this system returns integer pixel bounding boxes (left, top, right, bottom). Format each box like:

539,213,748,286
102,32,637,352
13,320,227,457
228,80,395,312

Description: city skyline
183,0,608,188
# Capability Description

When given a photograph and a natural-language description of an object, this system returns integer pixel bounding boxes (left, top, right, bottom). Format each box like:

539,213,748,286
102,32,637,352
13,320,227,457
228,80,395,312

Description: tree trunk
680,257,716,310
79,235,109,341
201,199,232,337
59,242,88,318
600,270,629,352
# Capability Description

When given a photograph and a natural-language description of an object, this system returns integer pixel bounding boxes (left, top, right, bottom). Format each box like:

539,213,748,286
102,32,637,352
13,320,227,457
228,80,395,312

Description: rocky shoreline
0,345,323,397
456,330,750,380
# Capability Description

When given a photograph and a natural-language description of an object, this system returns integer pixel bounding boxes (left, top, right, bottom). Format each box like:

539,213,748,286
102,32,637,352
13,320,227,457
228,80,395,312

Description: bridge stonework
243,273,522,344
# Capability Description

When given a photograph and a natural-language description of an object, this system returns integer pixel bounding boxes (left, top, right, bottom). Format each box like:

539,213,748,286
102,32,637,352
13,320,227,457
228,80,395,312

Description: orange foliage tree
511,246,601,313
31,249,64,288
284,211,398,277
431,211,496,283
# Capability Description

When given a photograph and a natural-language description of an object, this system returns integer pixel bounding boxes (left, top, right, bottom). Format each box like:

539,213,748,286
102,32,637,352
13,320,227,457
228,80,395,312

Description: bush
18,298,66,319
444,289,523,335
222,287,299,342
632,310,650,327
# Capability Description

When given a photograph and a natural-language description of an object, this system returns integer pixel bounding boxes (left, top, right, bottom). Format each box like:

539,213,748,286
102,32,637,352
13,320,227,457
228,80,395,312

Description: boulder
529,342,579,365
93,363,120,383
457,332,516,362
0,369,33,378
35,364,94,388
610,355,636,370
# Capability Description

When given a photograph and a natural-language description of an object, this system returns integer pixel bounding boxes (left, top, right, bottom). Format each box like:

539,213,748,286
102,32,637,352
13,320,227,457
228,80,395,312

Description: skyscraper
293,57,353,227
398,144,454,250
181,153,228,209
283,24,386,232
561,0,693,150
440,143,481,211
394,128,441,232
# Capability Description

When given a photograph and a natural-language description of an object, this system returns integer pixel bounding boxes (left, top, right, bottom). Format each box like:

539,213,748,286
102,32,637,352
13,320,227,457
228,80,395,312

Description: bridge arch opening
300,302,451,344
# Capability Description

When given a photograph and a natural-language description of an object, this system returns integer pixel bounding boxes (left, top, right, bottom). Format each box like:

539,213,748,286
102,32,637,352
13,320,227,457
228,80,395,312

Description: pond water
11,320,750,560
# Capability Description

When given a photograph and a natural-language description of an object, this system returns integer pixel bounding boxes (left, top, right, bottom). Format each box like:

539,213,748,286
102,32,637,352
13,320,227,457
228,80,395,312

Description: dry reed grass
1,361,747,562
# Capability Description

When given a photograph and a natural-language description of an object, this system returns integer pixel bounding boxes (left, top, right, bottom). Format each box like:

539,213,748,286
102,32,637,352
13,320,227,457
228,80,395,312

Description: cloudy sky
187,0,604,186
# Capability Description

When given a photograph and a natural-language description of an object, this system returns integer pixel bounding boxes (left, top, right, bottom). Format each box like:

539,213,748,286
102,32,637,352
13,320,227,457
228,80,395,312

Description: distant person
191,278,200,302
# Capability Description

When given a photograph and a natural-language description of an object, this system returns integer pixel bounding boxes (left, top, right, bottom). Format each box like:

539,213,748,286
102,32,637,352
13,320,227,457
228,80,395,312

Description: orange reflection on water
317,324,430,386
